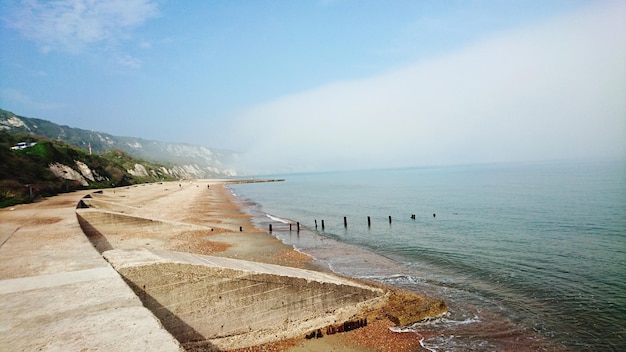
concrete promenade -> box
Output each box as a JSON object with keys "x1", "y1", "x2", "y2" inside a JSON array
[{"x1": 0, "y1": 191, "x2": 182, "y2": 351}]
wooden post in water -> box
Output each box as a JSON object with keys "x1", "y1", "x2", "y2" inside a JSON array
[
  {"x1": 321, "y1": 220, "x2": 325, "y2": 230},
  {"x1": 269, "y1": 224, "x2": 273, "y2": 232},
  {"x1": 315, "y1": 220, "x2": 318, "y2": 228},
  {"x1": 289, "y1": 223, "x2": 292, "y2": 231},
  {"x1": 367, "y1": 216, "x2": 371, "y2": 227},
  {"x1": 344, "y1": 216, "x2": 348, "y2": 228},
  {"x1": 297, "y1": 222, "x2": 300, "y2": 231},
  {"x1": 389, "y1": 216, "x2": 392, "y2": 224}
]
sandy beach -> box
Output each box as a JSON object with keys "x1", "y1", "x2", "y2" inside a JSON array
[{"x1": 1, "y1": 180, "x2": 445, "y2": 351}]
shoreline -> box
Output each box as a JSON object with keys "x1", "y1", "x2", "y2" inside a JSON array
[
  {"x1": 214, "y1": 181, "x2": 447, "y2": 351},
  {"x1": 2, "y1": 179, "x2": 446, "y2": 351},
  {"x1": 224, "y1": 179, "x2": 571, "y2": 352},
  {"x1": 185, "y1": 180, "x2": 446, "y2": 351}
]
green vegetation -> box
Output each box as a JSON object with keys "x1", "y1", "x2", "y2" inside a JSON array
[
  {"x1": 0, "y1": 131, "x2": 176, "y2": 208},
  {"x1": 1, "y1": 108, "x2": 238, "y2": 176}
]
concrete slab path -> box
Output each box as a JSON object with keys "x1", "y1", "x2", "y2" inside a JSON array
[{"x1": 0, "y1": 192, "x2": 182, "y2": 351}]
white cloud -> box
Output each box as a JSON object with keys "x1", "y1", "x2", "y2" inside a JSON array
[
  {"x1": 114, "y1": 54, "x2": 143, "y2": 69},
  {"x1": 139, "y1": 40, "x2": 152, "y2": 49},
  {"x1": 8, "y1": 0, "x2": 159, "y2": 54},
  {"x1": 232, "y1": 1, "x2": 626, "y2": 173}
]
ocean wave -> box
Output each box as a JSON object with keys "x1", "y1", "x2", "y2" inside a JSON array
[
  {"x1": 359, "y1": 274, "x2": 426, "y2": 286},
  {"x1": 388, "y1": 326, "x2": 419, "y2": 333},
  {"x1": 292, "y1": 246, "x2": 317, "y2": 260},
  {"x1": 266, "y1": 213, "x2": 291, "y2": 224},
  {"x1": 410, "y1": 313, "x2": 481, "y2": 328},
  {"x1": 387, "y1": 313, "x2": 482, "y2": 352}
]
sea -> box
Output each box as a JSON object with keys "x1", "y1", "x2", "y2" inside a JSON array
[{"x1": 227, "y1": 159, "x2": 625, "y2": 351}]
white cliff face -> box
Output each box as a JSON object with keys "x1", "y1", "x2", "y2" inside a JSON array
[
  {"x1": 49, "y1": 163, "x2": 89, "y2": 186},
  {"x1": 0, "y1": 116, "x2": 30, "y2": 130},
  {"x1": 75, "y1": 160, "x2": 107, "y2": 182},
  {"x1": 155, "y1": 164, "x2": 238, "y2": 179},
  {"x1": 96, "y1": 133, "x2": 115, "y2": 146},
  {"x1": 75, "y1": 161, "x2": 95, "y2": 182},
  {"x1": 127, "y1": 164, "x2": 149, "y2": 177},
  {"x1": 48, "y1": 162, "x2": 109, "y2": 186},
  {"x1": 164, "y1": 144, "x2": 213, "y2": 159},
  {"x1": 50, "y1": 160, "x2": 229, "y2": 185},
  {"x1": 206, "y1": 166, "x2": 237, "y2": 176}
]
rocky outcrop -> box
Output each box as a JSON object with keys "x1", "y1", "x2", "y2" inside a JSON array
[
  {"x1": 75, "y1": 161, "x2": 106, "y2": 182},
  {"x1": 49, "y1": 162, "x2": 89, "y2": 186},
  {"x1": 49, "y1": 161, "x2": 109, "y2": 186},
  {"x1": 0, "y1": 115, "x2": 31, "y2": 130},
  {"x1": 127, "y1": 163, "x2": 149, "y2": 177}
]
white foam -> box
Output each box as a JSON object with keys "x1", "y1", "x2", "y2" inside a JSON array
[
  {"x1": 388, "y1": 313, "x2": 480, "y2": 352},
  {"x1": 388, "y1": 327, "x2": 437, "y2": 352},
  {"x1": 388, "y1": 326, "x2": 416, "y2": 333},
  {"x1": 410, "y1": 313, "x2": 480, "y2": 328},
  {"x1": 266, "y1": 214, "x2": 290, "y2": 224},
  {"x1": 419, "y1": 336, "x2": 438, "y2": 352}
]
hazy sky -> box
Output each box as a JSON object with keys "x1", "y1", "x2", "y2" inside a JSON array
[{"x1": 1, "y1": 0, "x2": 624, "y2": 173}]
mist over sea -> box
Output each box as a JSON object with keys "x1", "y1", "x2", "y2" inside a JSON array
[{"x1": 229, "y1": 159, "x2": 625, "y2": 351}]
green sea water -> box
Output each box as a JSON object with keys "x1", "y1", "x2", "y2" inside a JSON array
[{"x1": 230, "y1": 159, "x2": 626, "y2": 351}]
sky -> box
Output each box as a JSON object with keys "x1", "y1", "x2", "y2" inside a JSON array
[{"x1": 0, "y1": 0, "x2": 624, "y2": 173}]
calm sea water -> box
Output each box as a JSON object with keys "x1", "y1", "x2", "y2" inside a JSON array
[{"x1": 229, "y1": 159, "x2": 626, "y2": 351}]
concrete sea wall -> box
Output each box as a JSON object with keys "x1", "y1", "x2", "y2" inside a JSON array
[{"x1": 104, "y1": 249, "x2": 386, "y2": 350}]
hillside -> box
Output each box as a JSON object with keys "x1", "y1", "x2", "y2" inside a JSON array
[
  {"x1": 0, "y1": 131, "x2": 179, "y2": 207},
  {"x1": 0, "y1": 108, "x2": 238, "y2": 178}
]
